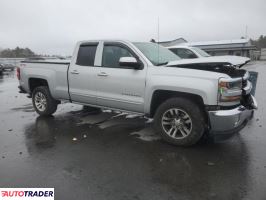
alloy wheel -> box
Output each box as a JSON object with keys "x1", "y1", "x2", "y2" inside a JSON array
[
  {"x1": 161, "y1": 108, "x2": 192, "y2": 139},
  {"x1": 34, "y1": 92, "x2": 47, "y2": 112}
]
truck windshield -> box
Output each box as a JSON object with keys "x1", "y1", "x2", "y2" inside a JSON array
[
  {"x1": 134, "y1": 42, "x2": 180, "y2": 66},
  {"x1": 191, "y1": 47, "x2": 211, "y2": 57}
]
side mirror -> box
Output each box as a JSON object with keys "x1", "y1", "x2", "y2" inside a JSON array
[{"x1": 119, "y1": 57, "x2": 141, "y2": 69}]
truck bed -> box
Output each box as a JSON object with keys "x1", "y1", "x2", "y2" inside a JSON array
[{"x1": 20, "y1": 60, "x2": 71, "y2": 101}]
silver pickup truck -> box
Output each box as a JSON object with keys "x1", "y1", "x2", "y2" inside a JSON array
[{"x1": 17, "y1": 40, "x2": 257, "y2": 146}]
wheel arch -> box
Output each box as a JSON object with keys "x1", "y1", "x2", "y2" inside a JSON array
[
  {"x1": 28, "y1": 78, "x2": 49, "y2": 94},
  {"x1": 149, "y1": 90, "x2": 207, "y2": 120}
]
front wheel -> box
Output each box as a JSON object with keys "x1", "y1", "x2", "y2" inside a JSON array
[
  {"x1": 32, "y1": 86, "x2": 58, "y2": 116},
  {"x1": 154, "y1": 97, "x2": 205, "y2": 146}
]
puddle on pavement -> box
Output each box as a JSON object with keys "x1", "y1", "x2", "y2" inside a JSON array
[
  {"x1": 23, "y1": 106, "x2": 157, "y2": 150},
  {"x1": 11, "y1": 104, "x2": 35, "y2": 112},
  {"x1": 131, "y1": 126, "x2": 161, "y2": 141}
]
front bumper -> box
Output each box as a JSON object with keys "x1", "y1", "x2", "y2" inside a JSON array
[{"x1": 208, "y1": 95, "x2": 257, "y2": 141}]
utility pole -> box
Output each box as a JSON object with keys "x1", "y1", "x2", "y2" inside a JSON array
[{"x1": 157, "y1": 17, "x2": 160, "y2": 63}]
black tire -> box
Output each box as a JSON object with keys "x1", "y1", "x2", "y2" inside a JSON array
[
  {"x1": 32, "y1": 86, "x2": 58, "y2": 116},
  {"x1": 153, "y1": 97, "x2": 205, "y2": 146}
]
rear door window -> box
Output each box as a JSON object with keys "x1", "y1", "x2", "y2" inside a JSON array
[{"x1": 76, "y1": 44, "x2": 98, "y2": 66}]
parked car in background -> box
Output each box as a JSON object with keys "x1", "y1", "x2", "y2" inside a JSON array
[
  {"x1": 18, "y1": 40, "x2": 257, "y2": 146},
  {"x1": 0, "y1": 64, "x2": 3, "y2": 75},
  {"x1": 2, "y1": 63, "x2": 15, "y2": 71},
  {"x1": 168, "y1": 46, "x2": 250, "y2": 67}
]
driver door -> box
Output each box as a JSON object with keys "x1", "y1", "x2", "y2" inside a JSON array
[{"x1": 95, "y1": 42, "x2": 147, "y2": 113}]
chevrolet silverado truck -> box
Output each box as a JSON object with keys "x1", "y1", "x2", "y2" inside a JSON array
[{"x1": 17, "y1": 40, "x2": 257, "y2": 146}]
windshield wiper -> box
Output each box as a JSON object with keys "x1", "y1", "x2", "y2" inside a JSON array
[{"x1": 156, "y1": 62, "x2": 168, "y2": 66}]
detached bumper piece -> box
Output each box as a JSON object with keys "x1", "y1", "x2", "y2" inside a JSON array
[{"x1": 208, "y1": 95, "x2": 257, "y2": 141}]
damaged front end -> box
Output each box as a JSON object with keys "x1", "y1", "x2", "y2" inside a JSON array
[
  {"x1": 167, "y1": 62, "x2": 247, "y2": 78},
  {"x1": 210, "y1": 70, "x2": 258, "y2": 141},
  {"x1": 218, "y1": 70, "x2": 257, "y2": 109},
  {"x1": 167, "y1": 61, "x2": 258, "y2": 141},
  {"x1": 167, "y1": 62, "x2": 258, "y2": 106},
  {"x1": 241, "y1": 72, "x2": 258, "y2": 110}
]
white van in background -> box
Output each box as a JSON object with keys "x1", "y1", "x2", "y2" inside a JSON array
[{"x1": 168, "y1": 46, "x2": 250, "y2": 67}]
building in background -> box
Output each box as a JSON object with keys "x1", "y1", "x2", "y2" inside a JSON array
[
  {"x1": 157, "y1": 38, "x2": 257, "y2": 58},
  {"x1": 186, "y1": 39, "x2": 257, "y2": 57},
  {"x1": 154, "y1": 38, "x2": 187, "y2": 47},
  {"x1": 260, "y1": 48, "x2": 266, "y2": 60}
]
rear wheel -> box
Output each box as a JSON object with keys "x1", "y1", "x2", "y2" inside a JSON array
[
  {"x1": 32, "y1": 86, "x2": 58, "y2": 116},
  {"x1": 154, "y1": 97, "x2": 205, "y2": 146}
]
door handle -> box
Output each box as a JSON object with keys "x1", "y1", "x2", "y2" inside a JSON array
[
  {"x1": 70, "y1": 70, "x2": 79, "y2": 74},
  {"x1": 97, "y1": 72, "x2": 108, "y2": 77}
]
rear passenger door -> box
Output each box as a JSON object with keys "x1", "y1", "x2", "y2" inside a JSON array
[
  {"x1": 95, "y1": 42, "x2": 147, "y2": 113},
  {"x1": 68, "y1": 42, "x2": 99, "y2": 104}
]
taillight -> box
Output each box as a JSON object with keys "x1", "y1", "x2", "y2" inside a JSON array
[{"x1": 16, "y1": 67, "x2": 20, "y2": 80}]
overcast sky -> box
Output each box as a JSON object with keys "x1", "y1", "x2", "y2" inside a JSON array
[{"x1": 0, "y1": 0, "x2": 265, "y2": 55}]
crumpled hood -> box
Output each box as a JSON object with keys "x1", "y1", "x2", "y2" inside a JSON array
[
  {"x1": 168, "y1": 56, "x2": 250, "y2": 66},
  {"x1": 167, "y1": 58, "x2": 247, "y2": 78},
  {"x1": 168, "y1": 55, "x2": 250, "y2": 68},
  {"x1": 167, "y1": 58, "x2": 227, "y2": 66},
  {"x1": 202, "y1": 55, "x2": 250, "y2": 66}
]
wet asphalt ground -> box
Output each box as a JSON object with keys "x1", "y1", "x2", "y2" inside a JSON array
[{"x1": 0, "y1": 62, "x2": 266, "y2": 200}]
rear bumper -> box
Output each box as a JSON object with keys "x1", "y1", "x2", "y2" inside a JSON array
[{"x1": 208, "y1": 95, "x2": 257, "y2": 141}]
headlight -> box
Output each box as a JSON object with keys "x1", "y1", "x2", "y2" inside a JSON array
[{"x1": 218, "y1": 78, "x2": 242, "y2": 102}]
